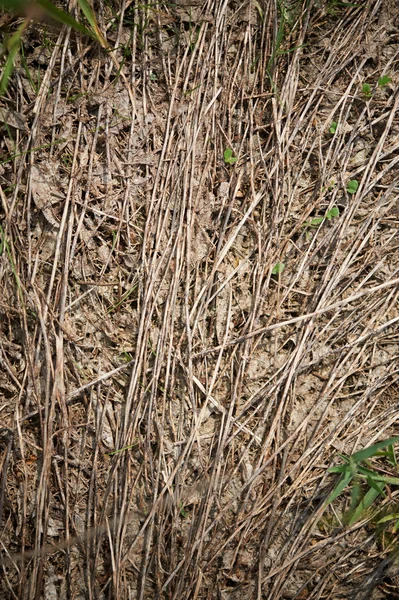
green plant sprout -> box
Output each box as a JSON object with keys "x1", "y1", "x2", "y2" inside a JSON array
[
  {"x1": 303, "y1": 206, "x2": 340, "y2": 230},
  {"x1": 323, "y1": 436, "x2": 399, "y2": 526},
  {"x1": 329, "y1": 121, "x2": 338, "y2": 134},
  {"x1": 223, "y1": 148, "x2": 238, "y2": 165},
  {"x1": 362, "y1": 82, "x2": 372, "y2": 98},
  {"x1": 359, "y1": 76, "x2": 391, "y2": 103},
  {"x1": 378, "y1": 75, "x2": 392, "y2": 88},
  {"x1": 346, "y1": 179, "x2": 359, "y2": 194},
  {"x1": 272, "y1": 262, "x2": 285, "y2": 275}
]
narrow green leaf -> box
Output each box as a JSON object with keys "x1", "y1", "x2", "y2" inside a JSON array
[
  {"x1": 328, "y1": 464, "x2": 349, "y2": 474},
  {"x1": 356, "y1": 465, "x2": 399, "y2": 487},
  {"x1": 0, "y1": 0, "x2": 29, "y2": 10},
  {"x1": 308, "y1": 217, "x2": 324, "y2": 227},
  {"x1": 252, "y1": 0, "x2": 264, "y2": 21},
  {"x1": 370, "y1": 475, "x2": 399, "y2": 486},
  {"x1": 324, "y1": 469, "x2": 354, "y2": 508},
  {"x1": 36, "y1": 0, "x2": 94, "y2": 38},
  {"x1": 107, "y1": 442, "x2": 137, "y2": 455},
  {"x1": 348, "y1": 481, "x2": 362, "y2": 516},
  {"x1": 348, "y1": 487, "x2": 380, "y2": 525},
  {"x1": 376, "y1": 514, "x2": 399, "y2": 525},
  {"x1": 77, "y1": 0, "x2": 97, "y2": 30},
  {"x1": 0, "y1": 20, "x2": 25, "y2": 95},
  {"x1": 387, "y1": 444, "x2": 397, "y2": 467},
  {"x1": 0, "y1": 39, "x2": 19, "y2": 96},
  {"x1": 366, "y1": 474, "x2": 386, "y2": 498},
  {"x1": 351, "y1": 437, "x2": 399, "y2": 463},
  {"x1": 77, "y1": 0, "x2": 107, "y2": 46}
]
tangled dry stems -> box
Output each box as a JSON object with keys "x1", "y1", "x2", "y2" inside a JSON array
[{"x1": 0, "y1": 0, "x2": 399, "y2": 598}]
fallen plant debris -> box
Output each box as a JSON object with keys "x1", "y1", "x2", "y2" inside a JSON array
[{"x1": 0, "y1": 0, "x2": 399, "y2": 598}]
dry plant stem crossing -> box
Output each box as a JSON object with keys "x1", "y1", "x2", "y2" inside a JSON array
[{"x1": 1, "y1": 0, "x2": 399, "y2": 598}]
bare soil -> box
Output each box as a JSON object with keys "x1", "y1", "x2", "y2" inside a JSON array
[{"x1": 1, "y1": 1, "x2": 399, "y2": 598}]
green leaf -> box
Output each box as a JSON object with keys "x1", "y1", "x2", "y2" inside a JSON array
[
  {"x1": 365, "y1": 474, "x2": 386, "y2": 498},
  {"x1": 224, "y1": 148, "x2": 237, "y2": 165},
  {"x1": 272, "y1": 262, "x2": 285, "y2": 275},
  {"x1": 346, "y1": 179, "x2": 359, "y2": 194},
  {"x1": 0, "y1": 20, "x2": 25, "y2": 96},
  {"x1": 326, "y1": 206, "x2": 339, "y2": 219},
  {"x1": 329, "y1": 121, "x2": 338, "y2": 134},
  {"x1": 107, "y1": 442, "x2": 137, "y2": 455},
  {"x1": 36, "y1": 0, "x2": 94, "y2": 38},
  {"x1": 303, "y1": 216, "x2": 324, "y2": 228},
  {"x1": 387, "y1": 444, "x2": 398, "y2": 467},
  {"x1": 368, "y1": 474, "x2": 399, "y2": 486},
  {"x1": 356, "y1": 465, "x2": 399, "y2": 487},
  {"x1": 224, "y1": 148, "x2": 232, "y2": 161},
  {"x1": 0, "y1": 0, "x2": 29, "y2": 10},
  {"x1": 362, "y1": 82, "x2": 372, "y2": 97},
  {"x1": 348, "y1": 481, "x2": 362, "y2": 516},
  {"x1": 324, "y1": 469, "x2": 354, "y2": 508},
  {"x1": 77, "y1": 0, "x2": 107, "y2": 46},
  {"x1": 351, "y1": 436, "x2": 399, "y2": 463},
  {"x1": 348, "y1": 486, "x2": 380, "y2": 525},
  {"x1": 328, "y1": 464, "x2": 349, "y2": 474},
  {"x1": 378, "y1": 75, "x2": 392, "y2": 88},
  {"x1": 376, "y1": 513, "x2": 399, "y2": 525},
  {"x1": 252, "y1": 0, "x2": 264, "y2": 21}
]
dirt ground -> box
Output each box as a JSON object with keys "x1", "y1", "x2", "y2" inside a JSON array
[{"x1": 1, "y1": 0, "x2": 399, "y2": 598}]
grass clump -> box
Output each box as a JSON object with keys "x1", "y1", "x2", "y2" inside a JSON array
[
  {"x1": 324, "y1": 437, "x2": 399, "y2": 526},
  {"x1": 0, "y1": 0, "x2": 105, "y2": 94}
]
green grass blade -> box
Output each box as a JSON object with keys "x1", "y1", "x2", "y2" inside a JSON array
[
  {"x1": 387, "y1": 444, "x2": 398, "y2": 467},
  {"x1": 370, "y1": 475, "x2": 399, "y2": 486},
  {"x1": 36, "y1": 0, "x2": 93, "y2": 37},
  {"x1": 0, "y1": 41, "x2": 19, "y2": 96},
  {"x1": 0, "y1": 20, "x2": 26, "y2": 95},
  {"x1": 328, "y1": 464, "x2": 349, "y2": 474},
  {"x1": 366, "y1": 475, "x2": 386, "y2": 497},
  {"x1": 351, "y1": 437, "x2": 399, "y2": 463},
  {"x1": 324, "y1": 469, "x2": 353, "y2": 508},
  {"x1": 348, "y1": 481, "x2": 362, "y2": 517},
  {"x1": 77, "y1": 0, "x2": 107, "y2": 47},
  {"x1": 376, "y1": 513, "x2": 399, "y2": 525},
  {"x1": 107, "y1": 443, "x2": 137, "y2": 456},
  {"x1": 0, "y1": 0, "x2": 28, "y2": 10},
  {"x1": 357, "y1": 465, "x2": 399, "y2": 486},
  {"x1": 348, "y1": 487, "x2": 381, "y2": 525}
]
